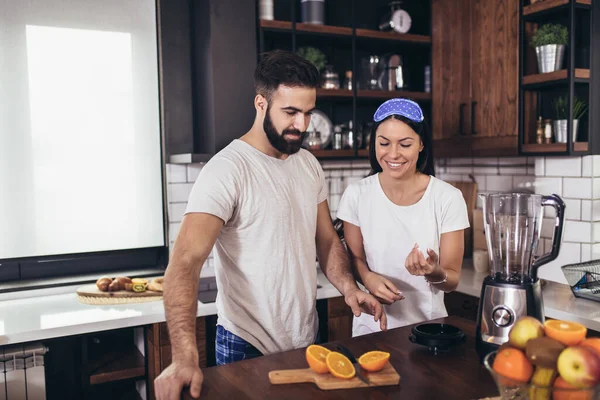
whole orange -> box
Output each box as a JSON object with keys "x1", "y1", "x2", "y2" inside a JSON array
[{"x1": 492, "y1": 347, "x2": 533, "y2": 383}]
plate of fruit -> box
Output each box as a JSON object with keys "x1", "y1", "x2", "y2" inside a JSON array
[{"x1": 483, "y1": 316, "x2": 600, "y2": 399}]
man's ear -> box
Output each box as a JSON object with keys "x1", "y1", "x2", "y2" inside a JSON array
[{"x1": 255, "y1": 94, "x2": 267, "y2": 113}]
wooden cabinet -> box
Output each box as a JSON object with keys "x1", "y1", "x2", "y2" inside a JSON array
[
  {"x1": 432, "y1": 0, "x2": 519, "y2": 157},
  {"x1": 444, "y1": 291, "x2": 479, "y2": 322},
  {"x1": 146, "y1": 318, "x2": 207, "y2": 400},
  {"x1": 327, "y1": 297, "x2": 354, "y2": 341}
]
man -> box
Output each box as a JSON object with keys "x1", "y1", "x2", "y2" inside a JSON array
[{"x1": 154, "y1": 50, "x2": 387, "y2": 400}]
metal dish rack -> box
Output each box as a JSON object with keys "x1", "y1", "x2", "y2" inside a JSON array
[{"x1": 562, "y1": 260, "x2": 600, "y2": 302}]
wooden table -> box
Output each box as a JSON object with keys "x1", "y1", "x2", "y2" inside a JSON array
[{"x1": 183, "y1": 316, "x2": 499, "y2": 400}]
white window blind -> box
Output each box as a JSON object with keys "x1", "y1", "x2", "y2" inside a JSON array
[{"x1": 0, "y1": 0, "x2": 165, "y2": 259}]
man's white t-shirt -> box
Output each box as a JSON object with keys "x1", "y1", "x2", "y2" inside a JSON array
[
  {"x1": 184, "y1": 139, "x2": 328, "y2": 354},
  {"x1": 336, "y1": 174, "x2": 469, "y2": 336}
]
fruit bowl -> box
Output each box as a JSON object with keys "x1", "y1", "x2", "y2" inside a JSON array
[{"x1": 484, "y1": 351, "x2": 600, "y2": 400}]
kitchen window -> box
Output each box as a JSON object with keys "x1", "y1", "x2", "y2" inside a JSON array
[{"x1": 0, "y1": 0, "x2": 167, "y2": 285}]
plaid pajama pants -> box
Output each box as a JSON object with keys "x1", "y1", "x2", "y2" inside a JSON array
[{"x1": 215, "y1": 325, "x2": 263, "y2": 365}]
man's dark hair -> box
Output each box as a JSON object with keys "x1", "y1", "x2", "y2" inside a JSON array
[{"x1": 254, "y1": 50, "x2": 320, "y2": 102}]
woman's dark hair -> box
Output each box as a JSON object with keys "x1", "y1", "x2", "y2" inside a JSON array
[
  {"x1": 368, "y1": 115, "x2": 435, "y2": 177},
  {"x1": 254, "y1": 50, "x2": 320, "y2": 102}
]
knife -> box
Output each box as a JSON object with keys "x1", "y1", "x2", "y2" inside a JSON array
[{"x1": 336, "y1": 344, "x2": 369, "y2": 385}]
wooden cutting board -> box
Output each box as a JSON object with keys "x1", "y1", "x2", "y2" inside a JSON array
[
  {"x1": 268, "y1": 362, "x2": 400, "y2": 390},
  {"x1": 76, "y1": 284, "x2": 162, "y2": 298}
]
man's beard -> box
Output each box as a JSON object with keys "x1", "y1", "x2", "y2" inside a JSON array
[{"x1": 263, "y1": 107, "x2": 307, "y2": 155}]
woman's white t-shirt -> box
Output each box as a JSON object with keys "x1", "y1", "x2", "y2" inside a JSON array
[{"x1": 336, "y1": 174, "x2": 470, "y2": 336}]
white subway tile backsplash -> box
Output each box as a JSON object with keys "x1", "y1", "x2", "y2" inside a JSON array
[
  {"x1": 329, "y1": 194, "x2": 341, "y2": 214},
  {"x1": 534, "y1": 177, "x2": 562, "y2": 196},
  {"x1": 582, "y1": 243, "x2": 592, "y2": 262},
  {"x1": 581, "y1": 200, "x2": 592, "y2": 221},
  {"x1": 352, "y1": 169, "x2": 367, "y2": 177},
  {"x1": 446, "y1": 166, "x2": 473, "y2": 174},
  {"x1": 540, "y1": 217, "x2": 556, "y2": 239},
  {"x1": 563, "y1": 178, "x2": 592, "y2": 199},
  {"x1": 187, "y1": 163, "x2": 204, "y2": 183},
  {"x1": 594, "y1": 222, "x2": 600, "y2": 242},
  {"x1": 534, "y1": 158, "x2": 545, "y2": 177},
  {"x1": 168, "y1": 203, "x2": 187, "y2": 223},
  {"x1": 168, "y1": 222, "x2": 181, "y2": 243},
  {"x1": 474, "y1": 158, "x2": 498, "y2": 166},
  {"x1": 322, "y1": 161, "x2": 353, "y2": 170},
  {"x1": 544, "y1": 157, "x2": 582, "y2": 177},
  {"x1": 166, "y1": 164, "x2": 187, "y2": 183},
  {"x1": 582, "y1": 156, "x2": 593, "y2": 177},
  {"x1": 167, "y1": 183, "x2": 195, "y2": 203},
  {"x1": 593, "y1": 200, "x2": 600, "y2": 221},
  {"x1": 330, "y1": 169, "x2": 344, "y2": 178},
  {"x1": 345, "y1": 176, "x2": 363, "y2": 187},
  {"x1": 593, "y1": 156, "x2": 600, "y2": 176},
  {"x1": 593, "y1": 243, "x2": 600, "y2": 260},
  {"x1": 497, "y1": 157, "x2": 524, "y2": 165},
  {"x1": 594, "y1": 178, "x2": 600, "y2": 199},
  {"x1": 537, "y1": 242, "x2": 580, "y2": 284},
  {"x1": 329, "y1": 177, "x2": 343, "y2": 196},
  {"x1": 473, "y1": 175, "x2": 486, "y2": 191},
  {"x1": 486, "y1": 175, "x2": 513, "y2": 192},
  {"x1": 563, "y1": 199, "x2": 581, "y2": 220},
  {"x1": 438, "y1": 173, "x2": 469, "y2": 183},
  {"x1": 474, "y1": 167, "x2": 500, "y2": 175},
  {"x1": 564, "y1": 220, "x2": 592, "y2": 243},
  {"x1": 351, "y1": 160, "x2": 371, "y2": 169},
  {"x1": 499, "y1": 166, "x2": 528, "y2": 175},
  {"x1": 512, "y1": 176, "x2": 535, "y2": 191}
]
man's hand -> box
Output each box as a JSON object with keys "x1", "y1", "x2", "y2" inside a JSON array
[
  {"x1": 344, "y1": 288, "x2": 388, "y2": 331},
  {"x1": 154, "y1": 360, "x2": 204, "y2": 400}
]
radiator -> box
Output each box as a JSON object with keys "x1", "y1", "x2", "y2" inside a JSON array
[{"x1": 1, "y1": 344, "x2": 48, "y2": 400}]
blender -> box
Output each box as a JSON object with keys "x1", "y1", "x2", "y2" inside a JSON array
[{"x1": 475, "y1": 193, "x2": 565, "y2": 361}]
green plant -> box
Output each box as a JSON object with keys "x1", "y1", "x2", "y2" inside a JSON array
[
  {"x1": 553, "y1": 96, "x2": 588, "y2": 120},
  {"x1": 530, "y1": 24, "x2": 568, "y2": 47},
  {"x1": 297, "y1": 47, "x2": 327, "y2": 71}
]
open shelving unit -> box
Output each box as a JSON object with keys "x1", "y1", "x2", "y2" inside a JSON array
[
  {"x1": 257, "y1": 0, "x2": 432, "y2": 160},
  {"x1": 518, "y1": 0, "x2": 596, "y2": 155}
]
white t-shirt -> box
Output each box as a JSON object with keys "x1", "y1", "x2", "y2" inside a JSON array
[
  {"x1": 336, "y1": 174, "x2": 469, "y2": 336},
  {"x1": 185, "y1": 139, "x2": 328, "y2": 354}
]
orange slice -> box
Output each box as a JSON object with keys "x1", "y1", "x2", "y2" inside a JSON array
[
  {"x1": 326, "y1": 351, "x2": 356, "y2": 379},
  {"x1": 358, "y1": 351, "x2": 391, "y2": 372},
  {"x1": 305, "y1": 345, "x2": 331, "y2": 374},
  {"x1": 544, "y1": 320, "x2": 587, "y2": 346}
]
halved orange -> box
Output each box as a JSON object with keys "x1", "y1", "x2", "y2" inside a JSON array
[
  {"x1": 544, "y1": 320, "x2": 587, "y2": 346},
  {"x1": 358, "y1": 351, "x2": 391, "y2": 372},
  {"x1": 305, "y1": 345, "x2": 331, "y2": 374},
  {"x1": 326, "y1": 351, "x2": 356, "y2": 379}
]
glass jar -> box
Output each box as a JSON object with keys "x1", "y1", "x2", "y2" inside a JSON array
[
  {"x1": 321, "y1": 65, "x2": 340, "y2": 90},
  {"x1": 332, "y1": 125, "x2": 343, "y2": 150},
  {"x1": 306, "y1": 131, "x2": 322, "y2": 150}
]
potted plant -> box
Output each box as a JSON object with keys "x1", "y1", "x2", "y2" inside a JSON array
[
  {"x1": 552, "y1": 95, "x2": 587, "y2": 143},
  {"x1": 297, "y1": 47, "x2": 327, "y2": 72},
  {"x1": 530, "y1": 24, "x2": 568, "y2": 73}
]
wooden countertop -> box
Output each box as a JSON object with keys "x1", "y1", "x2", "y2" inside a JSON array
[{"x1": 183, "y1": 316, "x2": 498, "y2": 400}]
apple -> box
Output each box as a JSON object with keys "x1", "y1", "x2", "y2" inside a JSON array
[
  {"x1": 581, "y1": 338, "x2": 600, "y2": 358},
  {"x1": 508, "y1": 316, "x2": 545, "y2": 350},
  {"x1": 557, "y1": 346, "x2": 600, "y2": 388}
]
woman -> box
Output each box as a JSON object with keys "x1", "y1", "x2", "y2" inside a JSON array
[{"x1": 336, "y1": 98, "x2": 469, "y2": 336}]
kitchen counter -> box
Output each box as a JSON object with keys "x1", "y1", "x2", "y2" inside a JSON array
[
  {"x1": 2, "y1": 262, "x2": 600, "y2": 346},
  {"x1": 0, "y1": 271, "x2": 340, "y2": 346},
  {"x1": 182, "y1": 316, "x2": 497, "y2": 400}
]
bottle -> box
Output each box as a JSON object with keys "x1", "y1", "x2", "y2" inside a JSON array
[
  {"x1": 536, "y1": 116, "x2": 543, "y2": 144},
  {"x1": 343, "y1": 71, "x2": 353, "y2": 90},
  {"x1": 333, "y1": 125, "x2": 343, "y2": 150},
  {"x1": 343, "y1": 121, "x2": 355, "y2": 149}
]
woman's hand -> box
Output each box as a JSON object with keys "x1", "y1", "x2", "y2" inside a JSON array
[
  {"x1": 405, "y1": 244, "x2": 441, "y2": 276},
  {"x1": 362, "y1": 271, "x2": 405, "y2": 305}
]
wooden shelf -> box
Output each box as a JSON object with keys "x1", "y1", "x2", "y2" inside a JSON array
[
  {"x1": 259, "y1": 19, "x2": 292, "y2": 31},
  {"x1": 522, "y1": 69, "x2": 590, "y2": 87},
  {"x1": 259, "y1": 20, "x2": 431, "y2": 44},
  {"x1": 309, "y1": 149, "x2": 355, "y2": 158},
  {"x1": 357, "y1": 90, "x2": 432, "y2": 101},
  {"x1": 89, "y1": 347, "x2": 145, "y2": 385},
  {"x1": 296, "y1": 22, "x2": 352, "y2": 36},
  {"x1": 523, "y1": 0, "x2": 591, "y2": 16},
  {"x1": 355, "y1": 29, "x2": 431, "y2": 44},
  {"x1": 357, "y1": 149, "x2": 370, "y2": 158},
  {"x1": 521, "y1": 142, "x2": 589, "y2": 153},
  {"x1": 316, "y1": 89, "x2": 352, "y2": 98}
]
